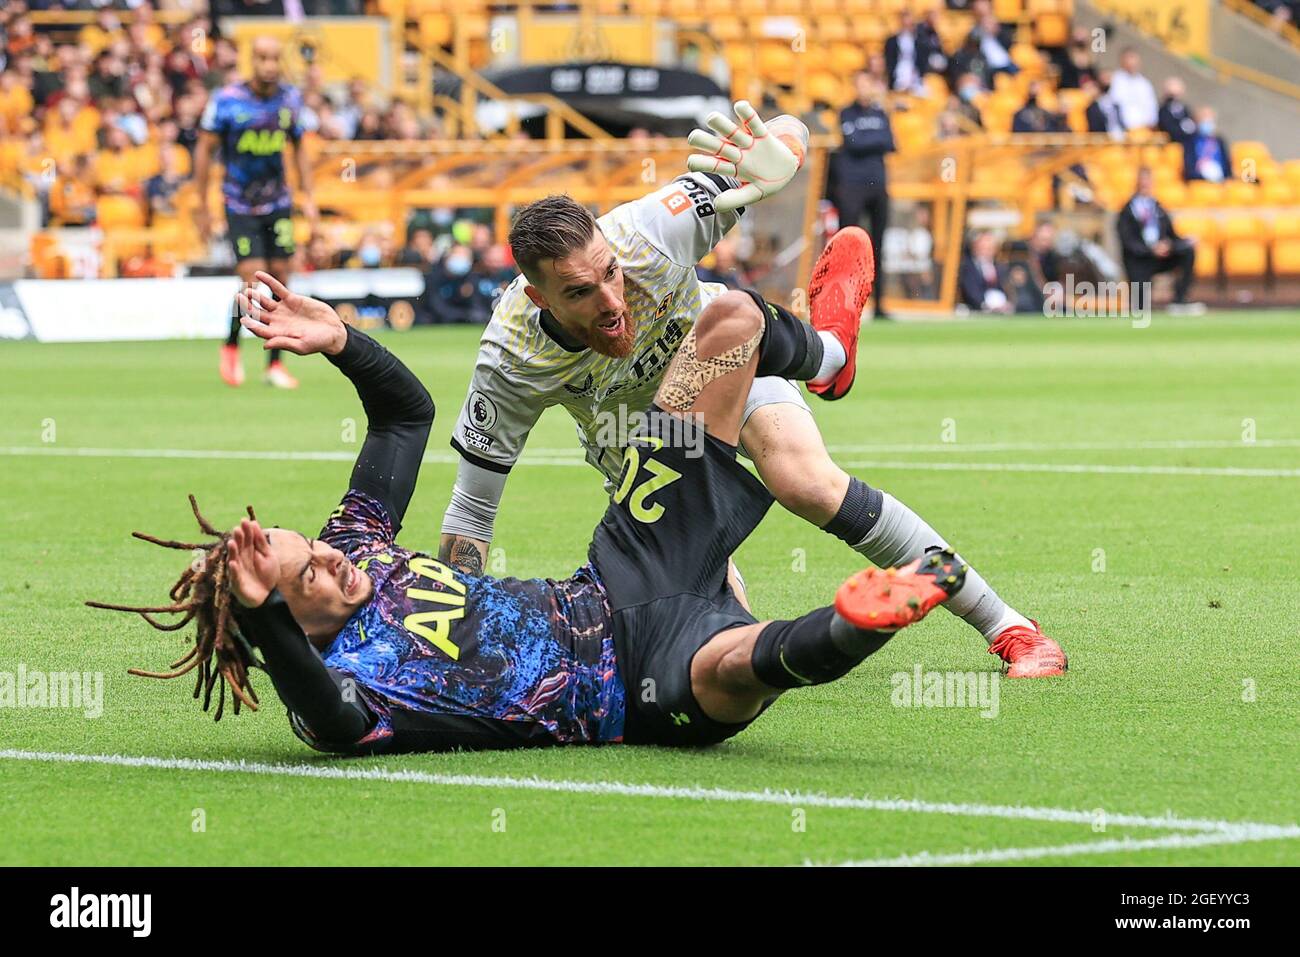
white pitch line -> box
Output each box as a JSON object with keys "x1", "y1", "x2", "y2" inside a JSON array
[
  {"x1": 0, "y1": 749, "x2": 1286, "y2": 837},
  {"x1": 2, "y1": 446, "x2": 1297, "y2": 478},
  {"x1": 838, "y1": 460, "x2": 1300, "y2": 478},
  {"x1": 824, "y1": 438, "x2": 1300, "y2": 453},
  {"x1": 826, "y1": 826, "x2": 1300, "y2": 867}
]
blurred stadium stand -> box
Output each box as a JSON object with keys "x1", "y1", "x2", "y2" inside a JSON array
[{"x1": 0, "y1": 0, "x2": 1297, "y2": 317}]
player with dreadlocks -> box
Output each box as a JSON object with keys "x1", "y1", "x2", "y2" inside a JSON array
[
  {"x1": 88, "y1": 497, "x2": 262, "y2": 720},
  {"x1": 95, "y1": 271, "x2": 969, "y2": 753}
]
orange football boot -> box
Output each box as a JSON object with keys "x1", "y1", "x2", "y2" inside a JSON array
[
  {"x1": 835, "y1": 549, "x2": 967, "y2": 633},
  {"x1": 806, "y1": 226, "x2": 875, "y2": 401},
  {"x1": 989, "y1": 622, "x2": 1068, "y2": 678},
  {"x1": 220, "y1": 343, "x2": 244, "y2": 387}
]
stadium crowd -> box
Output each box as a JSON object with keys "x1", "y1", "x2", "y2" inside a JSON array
[{"x1": 0, "y1": 0, "x2": 1286, "y2": 314}]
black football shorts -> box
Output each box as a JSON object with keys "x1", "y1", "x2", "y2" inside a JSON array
[{"x1": 588, "y1": 405, "x2": 775, "y2": 746}]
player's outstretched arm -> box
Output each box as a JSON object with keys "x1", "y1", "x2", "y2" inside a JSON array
[
  {"x1": 239, "y1": 271, "x2": 434, "y2": 529},
  {"x1": 686, "y1": 102, "x2": 809, "y2": 212}
]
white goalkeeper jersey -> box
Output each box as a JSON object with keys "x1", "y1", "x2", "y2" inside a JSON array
[{"x1": 450, "y1": 172, "x2": 744, "y2": 484}]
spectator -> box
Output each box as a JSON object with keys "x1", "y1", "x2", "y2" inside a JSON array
[
  {"x1": 48, "y1": 153, "x2": 96, "y2": 225},
  {"x1": 1083, "y1": 73, "x2": 1125, "y2": 140},
  {"x1": 1157, "y1": 77, "x2": 1196, "y2": 145},
  {"x1": 968, "y1": 8, "x2": 1017, "y2": 79},
  {"x1": 425, "y1": 243, "x2": 489, "y2": 324},
  {"x1": 917, "y1": 8, "x2": 949, "y2": 77},
  {"x1": 948, "y1": 34, "x2": 992, "y2": 91},
  {"x1": 397, "y1": 225, "x2": 436, "y2": 267},
  {"x1": 950, "y1": 72, "x2": 985, "y2": 128},
  {"x1": 88, "y1": 49, "x2": 127, "y2": 103},
  {"x1": 1012, "y1": 82, "x2": 1067, "y2": 133},
  {"x1": 1055, "y1": 27, "x2": 1098, "y2": 90},
  {"x1": 1117, "y1": 167, "x2": 1196, "y2": 311},
  {"x1": 885, "y1": 10, "x2": 935, "y2": 95},
  {"x1": 145, "y1": 142, "x2": 186, "y2": 220},
  {"x1": 1108, "y1": 48, "x2": 1158, "y2": 131},
  {"x1": 959, "y1": 231, "x2": 1013, "y2": 313},
  {"x1": 833, "y1": 71, "x2": 895, "y2": 318},
  {"x1": 1182, "y1": 107, "x2": 1231, "y2": 183},
  {"x1": 1010, "y1": 222, "x2": 1063, "y2": 313}
]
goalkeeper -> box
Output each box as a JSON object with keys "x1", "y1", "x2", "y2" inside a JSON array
[
  {"x1": 90, "y1": 272, "x2": 968, "y2": 753},
  {"x1": 440, "y1": 101, "x2": 1065, "y2": 678}
]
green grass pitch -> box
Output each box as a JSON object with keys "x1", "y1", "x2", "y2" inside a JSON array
[{"x1": 1, "y1": 311, "x2": 1298, "y2": 866}]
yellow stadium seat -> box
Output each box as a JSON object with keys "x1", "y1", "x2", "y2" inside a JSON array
[
  {"x1": 1220, "y1": 213, "x2": 1262, "y2": 241},
  {"x1": 828, "y1": 41, "x2": 867, "y2": 73},
  {"x1": 1034, "y1": 13, "x2": 1069, "y2": 47},
  {"x1": 848, "y1": 18, "x2": 888, "y2": 44},
  {"x1": 407, "y1": 0, "x2": 447, "y2": 14},
  {"x1": 808, "y1": 71, "x2": 845, "y2": 106},
  {"x1": 1231, "y1": 140, "x2": 1272, "y2": 170},
  {"x1": 1283, "y1": 159, "x2": 1300, "y2": 186},
  {"x1": 1222, "y1": 238, "x2": 1267, "y2": 277},
  {"x1": 1011, "y1": 43, "x2": 1043, "y2": 73},
  {"x1": 737, "y1": 0, "x2": 770, "y2": 12},
  {"x1": 1154, "y1": 181, "x2": 1186, "y2": 209},
  {"x1": 710, "y1": 16, "x2": 745, "y2": 40},
  {"x1": 1185, "y1": 180, "x2": 1224, "y2": 206},
  {"x1": 702, "y1": 0, "x2": 737, "y2": 14},
  {"x1": 808, "y1": 0, "x2": 842, "y2": 13},
  {"x1": 1192, "y1": 242, "x2": 1219, "y2": 279},
  {"x1": 816, "y1": 16, "x2": 851, "y2": 41},
  {"x1": 419, "y1": 13, "x2": 452, "y2": 46},
  {"x1": 1272, "y1": 238, "x2": 1300, "y2": 276},
  {"x1": 1173, "y1": 213, "x2": 1217, "y2": 242},
  {"x1": 666, "y1": 0, "x2": 702, "y2": 19},
  {"x1": 1270, "y1": 215, "x2": 1300, "y2": 241},
  {"x1": 994, "y1": 0, "x2": 1023, "y2": 19},
  {"x1": 891, "y1": 110, "x2": 929, "y2": 150},
  {"x1": 96, "y1": 195, "x2": 146, "y2": 230},
  {"x1": 843, "y1": 0, "x2": 876, "y2": 11},
  {"x1": 757, "y1": 41, "x2": 797, "y2": 83},
  {"x1": 1224, "y1": 180, "x2": 1261, "y2": 206}
]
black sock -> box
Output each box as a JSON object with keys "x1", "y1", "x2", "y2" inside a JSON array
[
  {"x1": 745, "y1": 291, "x2": 823, "y2": 381},
  {"x1": 822, "y1": 477, "x2": 884, "y2": 547},
  {"x1": 750, "y1": 606, "x2": 894, "y2": 689},
  {"x1": 269, "y1": 348, "x2": 281, "y2": 364},
  {"x1": 225, "y1": 310, "x2": 241, "y2": 347}
]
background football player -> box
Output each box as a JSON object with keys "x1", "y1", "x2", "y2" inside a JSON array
[
  {"x1": 439, "y1": 102, "x2": 1066, "y2": 678},
  {"x1": 91, "y1": 272, "x2": 968, "y2": 753},
  {"x1": 194, "y1": 35, "x2": 318, "y2": 390}
]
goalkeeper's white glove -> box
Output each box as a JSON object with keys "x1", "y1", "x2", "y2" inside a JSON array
[{"x1": 686, "y1": 101, "x2": 808, "y2": 212}]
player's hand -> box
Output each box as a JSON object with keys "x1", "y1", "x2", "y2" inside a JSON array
[
  {"x1": 227, "y1": 518, "x2": 279, "y2": 609},
  {"x1": 686, "y1": 102, "x2": 806, "y2": 212},
  {"x1": 236, "y1": 270, "x2": 348, "y2": 356}
]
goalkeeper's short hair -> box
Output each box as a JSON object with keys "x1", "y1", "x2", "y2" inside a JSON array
[{"x1": 509, "y1": 195, "x2": 598, "y2": 284}]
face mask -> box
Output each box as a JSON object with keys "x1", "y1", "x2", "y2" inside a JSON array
[
  {"x1": 960, "y1": 86, "x2": 977, "y2": 102},
  {"x1": 359, "y1": 245, "x2": 381, "y2": 267},
  {"x1": 1199, "y1": 121, "x2": 1215, "y2": 136},
  {"x1": 432, "y1": 208, "x2": 454, "y2": 227},
  {"x1": 445, "y1": 255, "x2": 471, "y2": 276}
]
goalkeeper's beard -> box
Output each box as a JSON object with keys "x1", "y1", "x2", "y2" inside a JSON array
[{"x1": 575, "y1": 312, "x2": 638, "y2": 358}]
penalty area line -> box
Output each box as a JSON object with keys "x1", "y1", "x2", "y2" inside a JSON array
[
  {"x1": 819, "y1": 825, "x2": 1300, "y2": 867},
  {"x1": 0, "y1": 749, "x2": 1291, "y2": 838}
]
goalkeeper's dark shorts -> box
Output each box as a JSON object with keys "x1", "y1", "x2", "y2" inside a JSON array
[{"x1": 588, "y1": 405, "x2": 775, "y2": 747}]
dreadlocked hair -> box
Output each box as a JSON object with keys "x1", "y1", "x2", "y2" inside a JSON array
[{"x1": 87, "y1": 495, "x2": 261, "y2": 722}]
